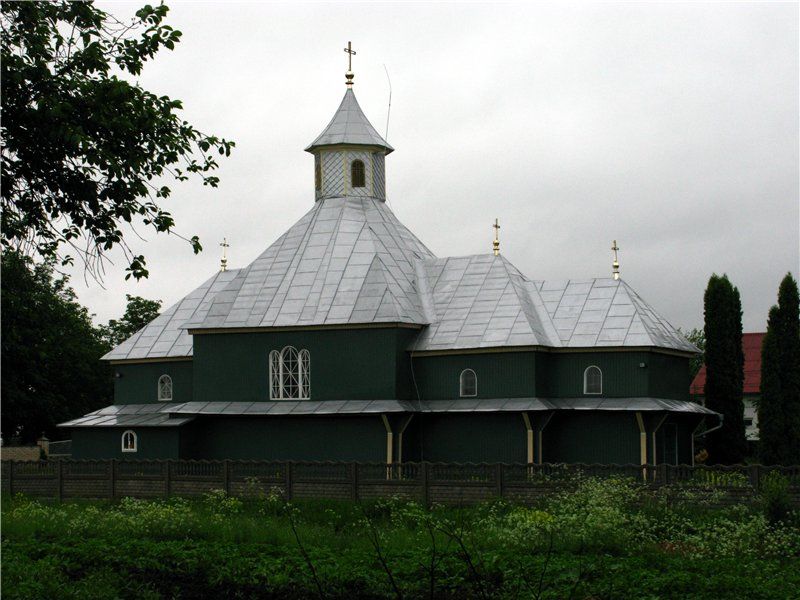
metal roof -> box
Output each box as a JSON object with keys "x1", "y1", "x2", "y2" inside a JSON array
[
  {"x1": 102, "y1": 269, "x2": 240, "y2": 361},
  {"x1": 414, "y1": 255, "x2": 560, "y2": 351},
  {"x1": 185, "y1": 196, "x2": 435, "y2": 330},
  {"x1": 57, "y1": 403, "x2": 194, "y2": 428},
  {"x1": 305, "y1": 89, "x2": 394, "y2": 154},
  {"x1": 58, "y1": 397, "x2": 716, "y2": 428}
]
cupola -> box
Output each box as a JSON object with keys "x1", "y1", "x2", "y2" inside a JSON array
[{"x1": 305, "y1": 46, "x2": 393, "y2": 202}]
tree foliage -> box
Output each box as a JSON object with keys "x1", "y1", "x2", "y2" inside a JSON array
[
  {"x1": 758, "y1": 273, "x2": 800, "y2": 465},
  {"x1": 100, "y1": 294, "x2": 162, "y2": 347},
  {"x1": 1, "y1": 251, "x2": 112, "y2": 443},
  {"x1": 679, "y1": 327, "x2": 706, "y2": 381},
  {"x1": 703, "y1": 274, "x2": 747, "y2": 464},
  {"x1": 1, "y1": 1, "x2": 234, "y2": 281}
]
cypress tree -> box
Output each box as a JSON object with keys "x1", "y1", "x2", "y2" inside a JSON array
[
  {"x1": 758, "y1": 274, "x2": 800, "y2": 464},
  {"x1": 703, "y1": 274, "x2": 747, "y2": 464}
]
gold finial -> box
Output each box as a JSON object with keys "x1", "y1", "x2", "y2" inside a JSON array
[
  {"x1": 220, "y1": 237, "x2": 230, "y2": 272},
  {"x1": 492, "y1": 218, "x2": 501, "y2": 256},
  {"x1": 611, "y1": 239, "x2": 620, "y2": 280},
  {"x1": 344, "y1": 41, "x2": 356, "y2": 87}
]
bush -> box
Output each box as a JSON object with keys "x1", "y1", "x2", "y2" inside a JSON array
[{"x1": 760, "y1": 471, "x2": 792, "y2": 525}]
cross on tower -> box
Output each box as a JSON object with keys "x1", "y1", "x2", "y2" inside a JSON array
[
  {"x1": 220, "y1": 237, "x2": 230, "y2": 272},
  {"x1": 493, "y1": 219, "x2": 501, "y2": 256},
  {"x1": 611, "y1": 240, "x2": 620, "y2": 280},
  {"x1": 344, "y1": 41, "x2": 356, "y2": 86}
]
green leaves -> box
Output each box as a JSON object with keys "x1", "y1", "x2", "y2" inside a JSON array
[{"x1": 1, "y1": 1, "x2": 234, "y2": 281}]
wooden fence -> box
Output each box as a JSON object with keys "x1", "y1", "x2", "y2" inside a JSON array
[{"x1": 2, "y1": 460, "x2": 799, "y2": 506}]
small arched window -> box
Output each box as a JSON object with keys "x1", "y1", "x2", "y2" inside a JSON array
[
  {"x1": 269, "y1": 346, "x2": 311, "y2": 400},
  {"x1": 121, "y1": 430, "x2": 137, "y2": 453},
  {"x1": 584, "y1": 366, "x2": 602, "y2": 395},
  {"x1": 158, "y1": 374, "x2": 172, "y2": 402},
  {"x1": 351, "y1": 159, "x2": 365, "y2": 188},
  {"x1": 460, "y1": 369, "x2": 477, "y2": 397}
]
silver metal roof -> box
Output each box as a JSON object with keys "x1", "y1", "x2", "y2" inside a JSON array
[
  {"x1": 185, "y1": 197, "x2": 435, "y2": 330},
  {"x1": 58, "y1": 397, "x2": 716, "y2": 428},
  {"x1": 533, "y1": 278, "x2": 697, "y2": 352},
  {"x1": 57, "y1": 403, "x2": 195, "y2": 428},
  {"x1": 102, "y1": 269, "x2": 240, "y2": 361},
  {"x1": 305, "y1": 89, "x2": 394, "y2": 154}
]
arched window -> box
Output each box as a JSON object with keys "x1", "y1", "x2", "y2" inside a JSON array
[
  {"x1": 584, "y1": 366, "x2": 602, "y2": 395},
  {"x1": 269, "y1": 346, "x2": 311, "y2": 400},
  {"x1": 158, "y1": 374, "x2": 172, "y2": 402},
  {"x1": 121, "y1": 430, "x2": 137, "y2": 453},
  {"x1": 351, "y1": 159, "x2": 365, "y2": 188},
  {"x1": 459, "y1": 369, "x2": 477, "y2": 397}
]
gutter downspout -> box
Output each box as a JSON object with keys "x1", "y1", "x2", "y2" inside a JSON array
[{"x1": 691, "y1": 415, "x2": 724, "y2": 464}]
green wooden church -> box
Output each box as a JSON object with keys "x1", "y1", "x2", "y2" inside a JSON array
[{"x1": 60, "y1": 62, "x2": 718, "y2": 466}]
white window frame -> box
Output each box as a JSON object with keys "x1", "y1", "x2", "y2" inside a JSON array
[
  {"x1": 121, "y1": 430, "x2": 137, "y2": 453},
  {"x1": 157, "y1": 374, "x2": 173, "y2": 402},
  {"x1": 459, "y1": 369, "x2": 477, "y2": 397},
  {"x1": 583, "y1": 365, "x2": 603, "y2": 395},
  {"x1": 269, "y1": 346, "x2": 310, "y2": 400}
]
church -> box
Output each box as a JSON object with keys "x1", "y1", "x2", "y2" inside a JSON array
[{"x1": 60, "y1": 52, "x2": 719, "y2": 467}]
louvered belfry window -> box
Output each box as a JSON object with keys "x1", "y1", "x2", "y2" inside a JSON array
[
  {"x1": 269, "y1": 346, "x2": 310, "y2": 400},
  {"x1": 351, "y1": 159, "x2": 365, "y2": 188},
  {"x1": 158, "y1": 374, "x2": 172, "y2": 401}
]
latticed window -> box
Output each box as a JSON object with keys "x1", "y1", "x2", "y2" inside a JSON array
[
  {"x1": 158, "y1": 374, "x2": 172, "y2": 401},
  {"x1": 121, "y1": 430, "x2": 137, "y2": 452},
  {"x1": 351, "y1": 159, "x2": 365, "y2": 188},
  {"x1": 584, "y1": 366, "x2": 602, "y2": 395},
  {"x1": 459, "y1": 369, "x2": 477, "y2": 397},
  {"x1": 269, "y1": 346, "x2": 310, "y2": 400}
]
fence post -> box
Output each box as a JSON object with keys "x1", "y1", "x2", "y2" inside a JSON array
[
  {"x1": 165, "y1": 460, "x2": 171, "y2": 499},
  {"x1": 495, "y1": 463, "x2": 505, "y2": 498},
  {"x1": 351, "y1": 462, "x2": 359, "y2": 501},
  {"x1": 285, "y1": 462, "x2": 294, "y2": 501},
  {"x1": 420, "y1": 462, "x2": 429, "y2": 507},
  {"x1": 223, "y1": 460, "x2": 231, "y2": 495},
  {"x1": 56, "y1": 459, "x2": 63, "y2": 503},
  {"x1": 110, "y1": 459, "x2": 116, "y2": 500},
  {"x1": 749, "y1": 465, "x2": 761, "y2": 491}
]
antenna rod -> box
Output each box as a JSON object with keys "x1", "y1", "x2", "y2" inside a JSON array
[{"x1": 383, "y1": 64, "x2": 392, "y2": 141}]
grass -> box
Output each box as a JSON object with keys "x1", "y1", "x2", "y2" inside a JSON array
[{"x1": 2, "y1": 478, "x2": 799, "y2": 599}]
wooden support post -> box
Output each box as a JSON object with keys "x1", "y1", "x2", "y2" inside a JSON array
[
  {"x1": 420, "y1": 462, "x2": 429, "y2": 507},
  {"x1": 351, "y1": 462, "x2": 359, "y2": 502},
  {"x1": 164, "y1": 460, "x2": 171, "y2": 499},
  {"x1": 223, "y1": 460, "x2": 231, "y2": 495},
  {"x1": 381, "y1": 415, "x2": 393, "y2": 480},
  {"x1": 495, "y1": 463, "x2": 504, "y2": 498},
  {"x1": 635, "y1": 412, "x2": 647, "y2": 481},
  {"x1": 110, "y1": 459, "x2": 116, "y2": 500},
  {"x1": 285, "y1": 462, "x2": 294, "y2": 501},
  {"x1": 521, "y1": 413, "x2": 534, "y2": 464},
  {"x1": 56, "y1": 459, "x2": 63, "y2": 503}
]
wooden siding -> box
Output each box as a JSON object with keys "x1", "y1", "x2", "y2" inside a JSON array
[
  {"x1": 180, "y1": 415, "x2": 387, "y2": 462},
  {"x1": 113, "y1": 362, "x2": 193, "y2": 405},
  {"x1": 543, "y1": 412, "x2": 641, "y2": 464},
  {"x1": 409, "y1": 352, "x2": 536, "y2": 399},
  {"x1": 193, "y1": 328, "x2": 417, "y2": 402},
  {"x1": 71, "y1": 428, "x2": 181, "y2": 460}
]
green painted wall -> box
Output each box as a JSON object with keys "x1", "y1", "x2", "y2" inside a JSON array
[
  {"x1": 181, "y1": 415, "x2": 386, "y2": 461},
  {"x1": 71, "y1": 427, "x2": 181, "y2": 459},
  {"x1": 193, "y1": 328, "x2": 417, "y2": 402},
  {"x1": 410, "y1": 352, "x2": 536, "y2": 399},
  {"x1": 402, "y1": 413, "x2": 528, "y2": 463},
  {"x1": 113, "y1": 362, "x2": 193, "y2": 405},
  {"x1": 537, "y1": 352, "x2": 650, "y2": 397},
  {"x1": 542, "y1": 412, "x2": 641, "y2": 464},
  {"x1": 647, "y1": 353, "x2": 690, "y2": 401}
]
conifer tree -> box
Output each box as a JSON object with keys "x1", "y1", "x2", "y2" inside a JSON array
[
  {"x1": 703, "y1": 274, "x2": 747, "y2": 464},
  {"x1": 758, "y1": 274, "x2": 800, "y2": 464}
]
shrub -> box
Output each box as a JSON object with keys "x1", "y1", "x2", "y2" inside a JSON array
[{"x1": 760, "y1": 471, "x2": 792, "y2": 525}]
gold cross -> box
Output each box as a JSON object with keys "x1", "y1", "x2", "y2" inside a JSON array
[
  {"x1": 493, "y1": 219, "x2": 501, "y2": 256},
  {"x1": 344, "y1": 41, "x2": 356, "y2": 71},
  {"x1": 220, "y1": 237, "x2": 230, "y2": 272}
]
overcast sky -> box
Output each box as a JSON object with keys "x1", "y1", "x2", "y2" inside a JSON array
[{"x1": 80, "y1": 1, "x2": 798, "y2": 334}]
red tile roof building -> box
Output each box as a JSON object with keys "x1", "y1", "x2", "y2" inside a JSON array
[{"x1": 690, "y1": 332, "x2": 765, "y2": 396}]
